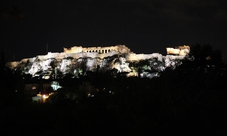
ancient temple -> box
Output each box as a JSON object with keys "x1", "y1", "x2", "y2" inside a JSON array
[{"x1": 63, "y1": 44, "x2": 131, "y2": 54}]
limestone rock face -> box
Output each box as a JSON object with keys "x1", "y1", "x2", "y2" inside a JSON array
[
  {"x1": 6, "y1": 45, "x2": 190, "y2": 79},
  {"x1": 28, "y1": 62, "x2": 42, "y2": 76},
  {"x1": 113, "y1": 57, "x2": 131, "y2": 73}
]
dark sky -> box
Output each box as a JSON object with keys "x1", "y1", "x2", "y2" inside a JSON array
[{"x1": 1, "y1": 0, "x2": 227, "y2": 61}]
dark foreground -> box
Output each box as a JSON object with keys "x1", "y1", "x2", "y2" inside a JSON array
[{"x1": 1, "y1": 68, "x2": 227, "y2": 136}]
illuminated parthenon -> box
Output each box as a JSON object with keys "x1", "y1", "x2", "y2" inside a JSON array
[
  {"x1": 6, "y1": 44, "x2": 191, "y2": 80},
  {"x1": 63, "y1": 44, "x2": 190, "y2": 56},
  {"x1": 63, "y1": 44, "x2": 131, "y2": 54}
]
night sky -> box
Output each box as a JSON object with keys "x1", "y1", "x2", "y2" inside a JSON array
[{"x1": 1, "y1": 0, "x2": 227, "y2": 61}]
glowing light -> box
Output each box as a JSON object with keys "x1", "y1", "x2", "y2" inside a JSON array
[
  {"x1": 87, "y1": 93, "x2": 95, "y2": 97},
  {"x1": 42, "y1": 94, "x2": 49, "y2": 103},
  {"x1": 42, "y1": 94, "x2": 48, "y2": 99},
  {"x1": 32, "y1": 86, "x2": 36, "y2": 90},
  {"x1": 32, "y1": 93, "x2": 49, "y2": 103},
  {"x1": 51, "y1": 81, "x2": 62, "y2": 91}
]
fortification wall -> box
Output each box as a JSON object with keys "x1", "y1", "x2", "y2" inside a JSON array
[
  {"x1": 166, "y1": 45, "x2": 190, "y2": 56},
  {"x1": 63, "y1": 46, "x2": 83, "y2": 53}
]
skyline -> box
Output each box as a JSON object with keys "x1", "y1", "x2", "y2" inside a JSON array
[{"x1": 1, "y1": 0, "x2": 227, "y2": 61}]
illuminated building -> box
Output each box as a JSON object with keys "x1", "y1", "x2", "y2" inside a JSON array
[
  {"x1": 63, "y1": 44, "x2": 131, "y2": 54},
  {"x1": 6, "y1": 44, "x2": 190, "y2": 79}
]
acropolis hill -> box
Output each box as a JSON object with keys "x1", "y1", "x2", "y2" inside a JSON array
[{"x1": 6, "y1": 44, "x2": 190, "y2": 79}]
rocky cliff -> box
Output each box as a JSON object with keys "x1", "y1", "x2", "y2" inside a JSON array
[{"x1": 6, "y1": 45, "x2": 190, "y2": 79}]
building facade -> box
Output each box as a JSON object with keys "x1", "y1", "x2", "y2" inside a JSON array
[{"x1": 63, "y1": 44, "x2": 131, "y2": 54}]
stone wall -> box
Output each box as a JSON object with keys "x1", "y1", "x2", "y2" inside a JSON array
[{"x1": 166, "y1": 45, "x2": 190, "y2": 56}]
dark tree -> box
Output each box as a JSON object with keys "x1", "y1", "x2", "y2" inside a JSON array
[{"x1": 190, "y1": 44, "x2": 223, "y2": 69}]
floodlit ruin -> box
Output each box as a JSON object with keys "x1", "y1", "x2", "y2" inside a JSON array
[{"x1": 6, "y1": 44, "x2": 190, "y2": 79}]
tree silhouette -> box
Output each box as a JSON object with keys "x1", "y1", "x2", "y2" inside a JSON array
[
  {"x1": 0, "y1": 51, "x2": 13, "y2": 105},
  {"x1": 189, "y1": 44, "x2": 223, "y2": 69}
]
